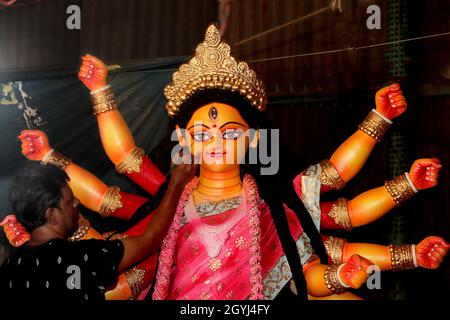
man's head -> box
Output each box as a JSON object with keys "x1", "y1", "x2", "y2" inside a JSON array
[{"x1": 8, "y1": 163, "x2": 80, "y2": 237}]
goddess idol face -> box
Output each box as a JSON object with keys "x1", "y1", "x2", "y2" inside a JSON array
[{"x1": 178, "y1": 102, "x2": 258, "y2": 173}]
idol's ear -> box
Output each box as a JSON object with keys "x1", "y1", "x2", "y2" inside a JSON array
[
  {"x1": 249, "y1": 129, "x2": 260, "y2": 148},
  {"x1": 175, "y1": 124, "x2": 187, "y2": 147}
]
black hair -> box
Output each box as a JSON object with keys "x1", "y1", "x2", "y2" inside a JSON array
[
  {"x1": 8, "y1": 162, "x2": 70, "y2": 232},
  {"x1": 150, "y1": 88, "x2": 327, "y2": 300}
]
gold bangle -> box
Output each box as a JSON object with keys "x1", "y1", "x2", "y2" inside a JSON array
[
  {"x1": 115, "y1": 147, "x2": 145, "y2": 174},
  {"x1": 320, "y1": 160, "x2": 346, "y2": 190},
  {"x1": 324, "y1": 236, "x2": 346, "y2": 264},
  {"x1": 324, "y1": 264, "x2": 347, "y2": 294},
  {"x1": 389, "y1": 244, "x2": 415, "y2": 271},
  {"x1": 91, "y1": 87, "x2": 118, "y2": 115},
  {"x1": 91, "y1": 87, "x2": 115, "y2": 105},
  {"x1": 99, "y1": 186, "x2": 123, "y2": 218},
  {"x1": 328, "y1": 198, "x2": 352, "y2": 231},
  {"x1": 385, "y1": 174, "x2": 416, "y2": 206},
  {"x1": 41, "y1": 151, "x2": 71, "y2": 170},
  {"x1": 358, "y1": 110, "x2": 391, "y2": 142},
  {"x1": 92, "y1": 99, "x2": 118, "y2": 115},
  {"x1": 125, "y1": 267, "x2": 146, "y2": 299}
]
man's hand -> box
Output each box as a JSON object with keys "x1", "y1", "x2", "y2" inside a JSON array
[
  {"x1": 416, "y1": 236, "x2": 449, "y2": 269},
  {"x1": 169, "y1": 153, "x2": 199, "y2": 187},
  {"x1": 339, "y1": 254, "x2": 374, "y2": 289},
  {"x1": 18, "y1": 130, "x2": 52, "y2": 161},
  {"x1": 375, "y1": 83, "x2": 407, "y2": 120},
  {"x1": 409, "y1": 158, "x2": 442, "y2": 190},
  {"x1": 78, "y1": 54, "x2": 108, "y2": 92}
]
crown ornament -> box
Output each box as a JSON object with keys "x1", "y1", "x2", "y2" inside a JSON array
[{"x1": 164, "y1": 24, "x2": 267, "y2": 118}]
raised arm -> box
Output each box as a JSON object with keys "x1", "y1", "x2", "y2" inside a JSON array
[
  {"x1": 319, "y1": 158, "x2": 442, "y2": 230},
  {"x1": 18, "y1": 130, "x2": 148, "y2": 220},
  {"x1": 329, "y1": 84, "x2": 407, "y2": 185},
  {"x1": 78, "y1": 54, "x2": 165, "y2": 196}
]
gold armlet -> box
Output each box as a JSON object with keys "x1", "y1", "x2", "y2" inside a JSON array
[
  {"x1": 91, "y1": 86, "x2": 118, "y2": 115},
  {"x1": 320, "y1": 160, "x2": 346, "y2": 190},
  {"x1": 115, "y1": 147, "x2": 145, "y2": 174},
  {"x1": 324, "y1": 264, "x2": 348, "y2": 294},
  {"x1": 384, "y1": 174, "x2": 416, "y2": 206},
  {"x1": 328, "y1": 198, "x2": 352, "y2": 231},
  {"x1": 125, "y1": 267, "x2": 146, "y2": 299},
  {"x1": 99, "y1": 186, "x2": 123, "y2": 218},
  {"x1": 358, "y1": 109, "x2": 391, "y2": 142},
  {"x1": 324, "y1": 236, "x2": 347, "y2": 264},
  {"x1": 41, "y1": 150, "x2": 71, "y2": 171}
]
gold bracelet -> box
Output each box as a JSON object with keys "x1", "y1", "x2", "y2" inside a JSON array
[
  {"x1": 358, "y1": 109, "x2": 391, "y2": 142},
  {"x1": 389, "y1": 244, "x2": 415, "y2": 271},
  {"x1": 324, "y1": 236, "x2": 346, "y2": 264},
  {"x1": 385, "y1": 174, "x2": 416, "y2": 206},
  {"x1": 99, "y1": 186, "x2": 123, "y2": 218},
  {"x1": 92, "y1": 99, "x2": 118, "y2": 115},
  {"x1": 320, "y1": 160, "x2": 346, "y2": 190},
  {"x1": 328, "y1": 198, "x2": 353, "y2": 231},
  {"x1": 91, "y1": 86, "x2": 115, "y2": 105},
  {"x1": 324, "y1": 264, "x2": 347, "y2": 294},
  {"x1": 91, "y1": 87, "x2": 118, "y2": 115},
  {"x1": 125, "y1": 267, "x2": 146, "y2": 299},
  {"x1": 115, "y1": 147, "x2": 145, "y2": 174},
  {"x1": 41, "y1": 151, "x2": 71, "y2": 170}
]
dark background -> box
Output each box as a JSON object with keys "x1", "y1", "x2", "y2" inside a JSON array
[{"x1": 0, "y1": 0, "x2": 448, "y2": 300}]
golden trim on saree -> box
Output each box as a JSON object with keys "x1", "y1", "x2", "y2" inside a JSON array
[{"x1": 115, "y1": 147, "x2": 145, "y2": 174}]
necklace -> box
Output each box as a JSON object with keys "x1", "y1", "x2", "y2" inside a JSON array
[{"x1": 185, "y1": 190, "x2": 247, "y2": 258}]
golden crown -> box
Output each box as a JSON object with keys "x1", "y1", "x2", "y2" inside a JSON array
[{"x1": 164, "y1": 24, "x2": 267, "y2": 118}]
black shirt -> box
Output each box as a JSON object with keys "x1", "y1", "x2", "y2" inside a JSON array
[{"x1": 0, "y1": 238, "x2": 124, "y2": 301}]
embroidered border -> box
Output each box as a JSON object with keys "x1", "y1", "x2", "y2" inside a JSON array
[
  {"x1": 263, "y1": 232, "x2": 314, "y2": 300},
  {"x1": 301, "y1": 163, "x2": 322, "y2": 231}
]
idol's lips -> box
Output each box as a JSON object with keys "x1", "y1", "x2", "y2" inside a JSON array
[{"x1": 207, "y1": 151, "x2": 227, "y2": 158}]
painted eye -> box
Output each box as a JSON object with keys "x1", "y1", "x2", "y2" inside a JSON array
[
  {"x1": 192, "y1": 132, "x2": 212, "y2": 142},
  {"x1": 223, "y1": 129, "x2": 242, "y2": 140}
]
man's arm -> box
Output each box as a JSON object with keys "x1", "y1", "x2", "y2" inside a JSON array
[{"x1": 118, "y1": 160, "x2": 197, "y2": 274}]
